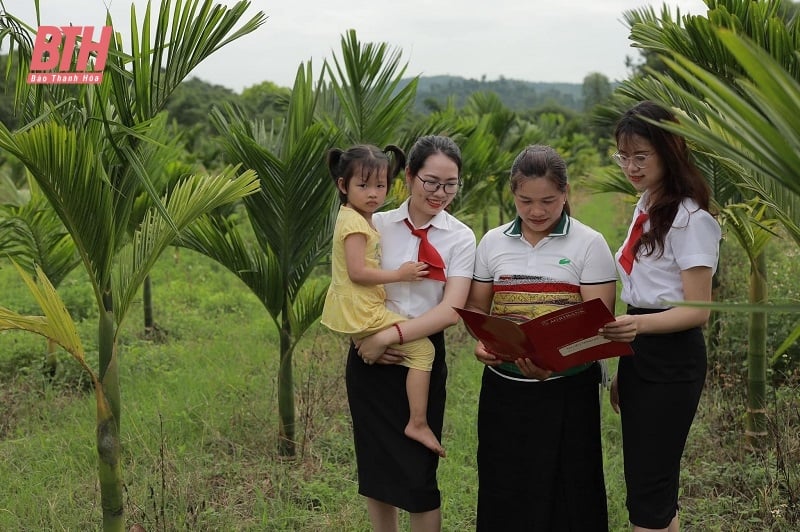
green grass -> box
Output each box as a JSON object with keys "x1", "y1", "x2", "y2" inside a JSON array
[{"x1": 1, "y1": 191, "x2": 800, "y2": 530}]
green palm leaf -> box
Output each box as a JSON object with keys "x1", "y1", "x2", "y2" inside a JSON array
[
  {"x1": 211, "y1": 101, "x2": 338, "y2": 301},
  {"x1": 109, "y1": 0, "x2": 267, "y2": 123},
  {"x1": 179, "y1": 214, "x2": 284, "y2": 318},
  {"x1": 323, "y1": 29, "x2": 417, "y2": 145},
  {"x1": 0, "y1": 263, "x2": 89, "y2": 372},
  {"x1": 114, "y1": 167, "x2": 259, "y2": 326},
  {"x1": 0, "y1": 192, "x2": 80, "y2": 287},
  {"x1": 0, "y1": 120, "x2": 114, "y2": 300},
  {"x1": 656, "y1": 40, "x2": 800, "y2": 198},
  {"x1": 289, "y1": 278, "x2": 330, "y2": 343}
]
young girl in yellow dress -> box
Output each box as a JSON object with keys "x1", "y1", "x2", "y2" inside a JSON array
[{"x1": 321, "y1": 144, "x2": 445, "y2": 457}]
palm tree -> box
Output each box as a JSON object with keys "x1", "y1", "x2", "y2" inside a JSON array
[
  {"x1": 0, "y1": 1, "x2": 264, "y2": 529},
  {"x1": 179, "y1": 30, "x2": 440, "y2": 457},
  {"x1": 202, "y1": 67, "x2": 338, "y2": 456},
  {"x1": 459, "y1": 92, "x2": 538, "y2": 229}
]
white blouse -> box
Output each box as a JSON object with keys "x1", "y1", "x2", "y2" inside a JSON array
[
  {"x1": 616, "y1": 192, "x2": 721, "y2": 309},
  {"x1": 373, "y1": 200, "x2": 476, "y2": 318}
]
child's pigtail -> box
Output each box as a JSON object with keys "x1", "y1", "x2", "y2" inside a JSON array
[
  {"x1": 326, "y1": 148, "x2": 348, "y2": 204},
  {"x1": 383, "y1": 144, "x2": 407, "y2": 191}
]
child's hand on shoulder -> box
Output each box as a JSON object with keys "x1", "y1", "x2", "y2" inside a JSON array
[{"x1": 397, "y1": 261, "x2": 429, "y2": 282}]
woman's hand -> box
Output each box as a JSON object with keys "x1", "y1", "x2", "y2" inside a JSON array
[
  {"x1": 474, "y1": 341, "x2": 503, "y2": 367},
  {"x1": 600, "y1": 314, "x2": 639, "y2": 343},
  {"x1": 354, "y1": 328, "x2": 406, "y2": 365},
  {"x1": 609, "y1": 372, "x2": 620, "y2": 414},
  {"x1": 374, "y1": 346, "x2": 408, "y2": 365},
  {"x1": 515, "y1": 357, "x2": 553, "y2": 380}
]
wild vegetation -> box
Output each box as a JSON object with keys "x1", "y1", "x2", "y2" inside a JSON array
[
  {"x1": 2, "y1": 0, "x2": 800, "y2": 530},
  {"x1": 1, "y1": 193, "x2": 798, "y2": 530}
]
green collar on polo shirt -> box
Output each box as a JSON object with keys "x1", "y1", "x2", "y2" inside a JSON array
[{"x1": 503, "y1": 211, "x2": 571, "y2": 238}]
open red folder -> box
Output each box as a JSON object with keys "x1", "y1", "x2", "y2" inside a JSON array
[{"x1": 454, "y1": 298, "x2": 633, "y2": 372}]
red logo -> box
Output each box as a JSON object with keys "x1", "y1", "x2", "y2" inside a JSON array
[{"x1": 28, "y1": 26, "x2": 112, "y2": 85}]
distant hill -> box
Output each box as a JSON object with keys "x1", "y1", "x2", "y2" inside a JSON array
[{"x1": 405, "y1": 75, "x2": 584, "y2": 114}]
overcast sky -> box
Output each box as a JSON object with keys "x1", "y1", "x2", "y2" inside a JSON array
[{"x1": 7, "y1": 0, "x2": 710, "y2": 93}]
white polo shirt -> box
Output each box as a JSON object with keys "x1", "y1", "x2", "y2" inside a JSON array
[
  {"x1": 373, "y1": 199, "x2": 476, "y2": 319},
  {"x1": 473, "y1": 213, "x2": 618, "y2": 380},
  {"x1": 473, "y1": 213, "x2": 618, "y2": 288},
  {"x1": 616, "y1": 192, "x2": 721, "y2": 309}
]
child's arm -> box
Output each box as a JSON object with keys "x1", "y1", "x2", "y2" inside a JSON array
[{"x1": 344, "y1": 233, "x2": 428, "y2": 285}]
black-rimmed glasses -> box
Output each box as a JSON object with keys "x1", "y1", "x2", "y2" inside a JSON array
[{"x1": 416, "y1": 175, "x2": 461, "y2": 194}]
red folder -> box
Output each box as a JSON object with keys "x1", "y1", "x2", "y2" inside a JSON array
[{"x1": 454, "y1": 298, "x2": 633, "y2": 372}]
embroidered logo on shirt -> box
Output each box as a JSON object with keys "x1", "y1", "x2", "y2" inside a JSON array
[{"x1": 559, "y1": 258, "x2": 571, "y2": 265}]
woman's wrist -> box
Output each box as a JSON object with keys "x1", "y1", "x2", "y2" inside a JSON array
[{"x1": 376, "y1": 326, "x2": 395, "y2": 347}]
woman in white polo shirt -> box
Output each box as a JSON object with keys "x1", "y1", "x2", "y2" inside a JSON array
[
  {"x1": 348, "y1": 135, "x2": 476, "y2": 531},
  {"x1": 466, "y1": 145, "x2": 617, "y2": 530},
  {"x1": 600, "y1": 101, "x2": 721, "y2": 532}
]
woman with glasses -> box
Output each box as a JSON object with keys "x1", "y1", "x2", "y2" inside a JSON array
[
  {"x1": 349, "y1": 135, "x2": 476, "y2": 531},
  {"x1": 466, "y1": 145, "x2": 617, "y2": 531},
  {"x1": 600, "y1": 101, "x2": 721, "y2": 532}
]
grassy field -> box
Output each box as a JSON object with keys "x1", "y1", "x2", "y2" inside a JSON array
[{"x1": 1, "y1": 188, "x2": 799, "y2": 530}]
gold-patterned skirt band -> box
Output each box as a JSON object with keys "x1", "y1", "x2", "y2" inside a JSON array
[{"x1": 491, "y1": 291, "x2": 583, "y2": 321}]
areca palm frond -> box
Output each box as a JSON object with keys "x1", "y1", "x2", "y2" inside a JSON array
[
  {"x1": 454, "y1": 114, "x2": 515, "y2": 222},
  {"x1": 0, "y1": 120, "x2": 115, "y2": 301},
  {"x1": 653, "y1": 31, "x2": 800, "y2": 199},
  {"x1": 0, "y1": 191, "x2": 80, "y2": 287},
  {"x1": 0, "y1": 263, "x2": 88, "y2": 374},
  {"x1": 0, "y1": 173, "x2": 29, "y2": 206},
  {"x1": 288, "y1": 278, "x2": 330, "y2": 343},
  {"x1": 211, "y1": 106, "x2": 338, "y2": 304},
  {"x1": 282, "y1": 63, "x2": 328, "y2": 155},
  {"x1": 719, "y1": 200, "x2": 780, "y2": 263},
  {"x1": 323, "y1": 29, "x2": 417, "y2": 145},
  {"x1": 0, "y1": 3, "x2": 92, "y2": 123},
  {"x1": 181, "y1": 210, "x2": 329, "y2": 345},
  {"x1": 625, "y1": 1, "x2": 800, "y2": 81},
  {"x1": 115, "y1": 167, "x2": 259, "y2": 327},
  {"x1": 738, "y1": 177, "x2": 800, "y2": 247},
  {"x1": 128, "y1": 113, "x2": 195, "y2": 235},
  {"x1": 110, "y1": 0, "x2": 267, "y2": 124},
  {"x1": 179, "y1": 214, "x2": 283, "y2": 316},
  {"x1": 584, "y1": 166, "x2": 637, "y2": 198}
]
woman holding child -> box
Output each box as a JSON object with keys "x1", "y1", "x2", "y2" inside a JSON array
[{"x1": 343, "y1": 135, "x2": 476, "y2": 531}]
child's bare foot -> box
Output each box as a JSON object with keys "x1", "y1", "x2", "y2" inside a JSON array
[{"x1": 405, "y1": 421, "x2": 446, "y2": 457}]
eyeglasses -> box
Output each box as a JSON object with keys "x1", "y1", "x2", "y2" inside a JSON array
[
  {"x1": 416, "y1": 175, "x2": 461, "y2": 195},
  {"x1": 611, "y1": 152, "x2": 655, "y2": 169}
]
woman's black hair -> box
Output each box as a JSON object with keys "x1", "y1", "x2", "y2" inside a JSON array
[
  {"x1": 509, "y1": 144, "x2": 571, "y2": 215},
  {"x1": 406, "y1": 135, "x2": 462, "y2": 178}
]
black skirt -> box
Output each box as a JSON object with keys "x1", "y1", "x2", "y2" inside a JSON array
[
  {"x1": 618, "y1": 311, "x2": 707, "y2": 529},
  {"x1": 345, "y1": 331, "x2": 447, "y2": 513},
  {"x1": 476, "y1": 363, "x2": 608, "y2": 531}
]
